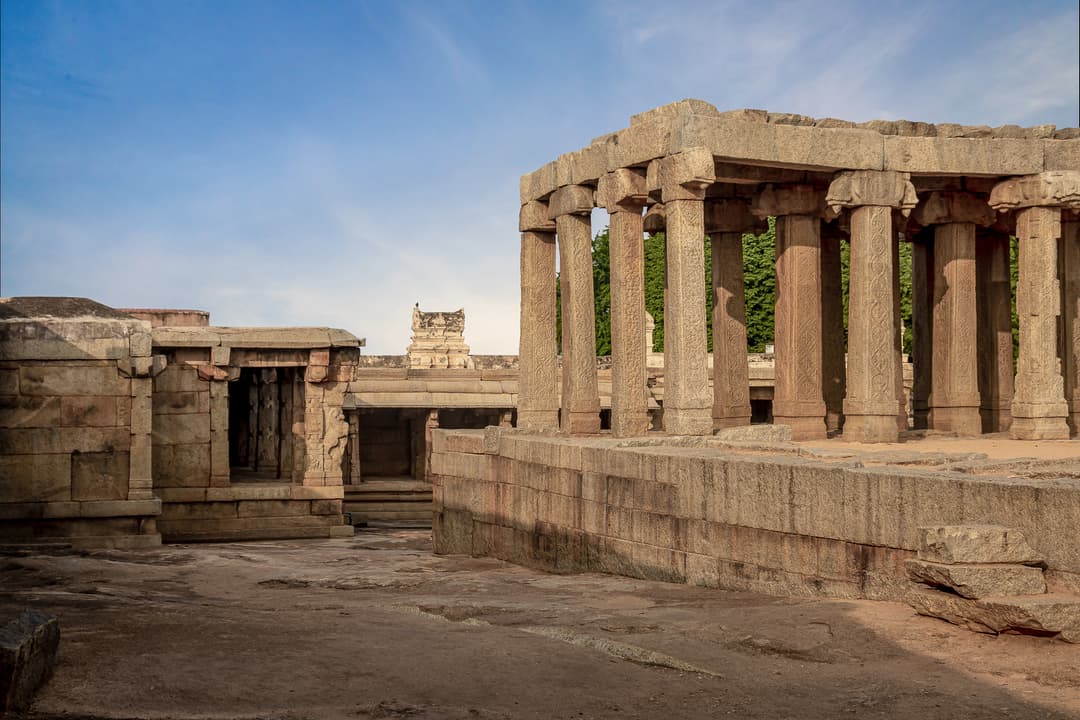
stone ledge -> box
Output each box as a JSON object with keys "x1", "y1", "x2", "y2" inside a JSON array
[
  {"x1": 0, "y1": 499, "x2": 160, "y2": 520},
  {"x1": 905, "y1": 559, "x2": 1046, "y2": 599},
  {"x1": 907, "y1": 587, "x2": 1080, "y2": 642}
]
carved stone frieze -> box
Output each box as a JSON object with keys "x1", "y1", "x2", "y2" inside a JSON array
[
  {"x1": 826, "y1": 170, "x2": 918, "y2": 217},
  {"x1": 989, "y1": 171, "x2": 1080, "y2": 211}
]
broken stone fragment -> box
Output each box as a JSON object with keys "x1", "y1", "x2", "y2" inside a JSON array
[
  {"x1": 0, "y1": 609, "x2": 60, "y2": 713},
  {"x1": 917, "y1": 525, "x2": 1043, "y2": 565},
  {"x1": 905, "y1": 559, "x2": 1046, "y2": 599},
  {"x1": 907, "y1": 587, "x2": 1080, "y2": 643}
]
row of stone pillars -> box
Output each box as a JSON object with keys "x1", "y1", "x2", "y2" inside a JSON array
[{"x1": 518, "y1": 159, "x2": 1080, "y2": 442}]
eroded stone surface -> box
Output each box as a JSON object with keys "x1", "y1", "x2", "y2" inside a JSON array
[
  {"x1": 908, "y1": 587, "x2": 1080, "y2": 642},
  {"x1": 905, "y1": 559, "x2": 1046, "y2": 599},
  {"x1": 918, "y1": 526, "x2": 1043, "y2": 565}
]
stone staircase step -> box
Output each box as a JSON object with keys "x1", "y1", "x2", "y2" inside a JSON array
[
  {"x1": 918, "y1": 525, "x2": 1043, "y2": 565},
  {"x1": 907, "y1": 586, "x2": 1079, "y2": 642},
  {"x1": 905, "y1": 559, "x2": 1046, "y2": 599}
]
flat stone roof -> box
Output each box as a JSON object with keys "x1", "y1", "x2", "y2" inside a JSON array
[
  {"x1": 152, "y1": 325, "x2": 363, "y2": 349},
  {"x1": 521, "y1": 100, "x2": 1080, "y2": 203},
  {"x1": 0, "y1": 296, "x2": 140, "y2": 322}
]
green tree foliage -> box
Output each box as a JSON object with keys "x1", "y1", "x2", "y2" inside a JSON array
[{"x1": 555, "y1": 220, "x2": 973, "y2": 361}]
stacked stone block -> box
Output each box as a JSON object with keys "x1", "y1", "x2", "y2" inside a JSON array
[{"x1": 906, "y1": 525, "x2": 1079, "y2": 642}]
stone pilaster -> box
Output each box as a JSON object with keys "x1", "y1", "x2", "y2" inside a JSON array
[
  {"x1": 659, "y1": 149, "x2": 714, "y2": 435},
  {"x1": 517, "y1": 201, "x2": 559, "y2": 430},
  {"x1": 549, "y1": 185, "x2": 601, "y2": 434},
  {"x1": 989, "y1": 172, "x2": 1079, "y2": 439},
  {"x1": 126, "y1": 328, "x2": 156, "y2": 500},
  {"x1": 976, "y1": 229, "x2": 1014, "y2": 433},
  {"x1": 912, "y1": 192, "x2": 995, "y2": 436},
  {"x1": 347, "y1": 411, "x2": 361, "y2": 484},
  {"x1": 910, "y1": 229, "x2": 934, "y2": 430},
  {"x1": 1063, "y1": 215, "x2": 1080, "y2": 436},
  {"x1": 598, "y1": 169, "x2": 650, "y2": 437},
  {"x1": 827, "y1": 170, "x2": 918, "y2": 442},
  {"x1": 820, "y1": 223, "x2": 847, "y2": 434},
  {"x1": 753, "y1": 185, "x2": 827, "y2": 440},
  {"x1": 705, "y1": 198, "x2": 764, "y2": 429}
]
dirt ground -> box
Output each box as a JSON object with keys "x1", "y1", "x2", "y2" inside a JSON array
[{"x1": 2, "y1": 530, "x2": 1078, "y2": 720}]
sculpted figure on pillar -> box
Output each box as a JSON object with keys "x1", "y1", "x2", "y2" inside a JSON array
[
  {"x1": 548, "y1": 184, "x2": 602, "y2": 434},
  {"x1": 597, "y1": 168, "x2": 650, "y2": 438},
  {"x1": 705, "y1": 197, "x2": 765, "y2": 430},
  {"x1": 910, "y1": 192, "x2": 995, "y2": 436},
  {"x1": 517, "y1": 199, "x2": 559, "y2": 430},
  {"x1": 989, "y1": 171, "x2": 1080, "y2": 439},
  {"x1": 753, "y1": 184, "x2": 829, "y2": 440},
  {"x1": 826, "y1": 170, "x2": 917, "y2": 443},
  {"x1": 658, "y1": 148, "x2": 715, "y2": 435}
]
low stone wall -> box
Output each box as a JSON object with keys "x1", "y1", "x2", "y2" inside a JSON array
[
  {"x1": 156, "y1": 486, "x2": 347, "y2": 542},
  {"x1": 431, "y1": 429, "x2": 1080, "y2": 600}
]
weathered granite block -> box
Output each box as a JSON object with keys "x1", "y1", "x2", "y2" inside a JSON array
[
  {"x1": 918, "y1": 525, "x2": 1043, "y2": 565},
  {"x1": 906, "y1": 558, "x2": 1047, "y2": 598},
  {"x1": 0, "y1": 609, "x2": 60, "y2": 713}
]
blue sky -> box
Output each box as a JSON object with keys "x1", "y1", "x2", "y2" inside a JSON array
[{"x1": 2, "y1": 0, "x2": 1078, "y2": 353}]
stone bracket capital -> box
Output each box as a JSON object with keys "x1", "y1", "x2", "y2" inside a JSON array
[
  {"x1": 196, "y1": 364, "x2": 239, "y2": 382},
  {"x1": 751, "y1": 184, "x2": 827, "y2": 219},
  {"x1": 911, "y1": 191, "x2": 995, "y2": 228},
  {"x1": 597, "y1": 168, "x2": 647, "y2": 213},
  {"x1": 704, "y1": 198, "x2": 766, "y2": 234},
  {"x1": 547, "y1": 184, "x2": 595, "y2": 218},
  {"x1": 989, "y1": 171, "x2": 1080, "y2": 212},
  {"x1": 643, "y1": 203, "x2": 666, "y2": 234},
  {"x1": 658, "y1": 147, "x2": 715, "y2": 202},
  {"x1": 519, "y1": 200, "x2": 556, "y2": 232},
  {"x1": 826, "y1": 170, "x2": 918, "y2": 217}
]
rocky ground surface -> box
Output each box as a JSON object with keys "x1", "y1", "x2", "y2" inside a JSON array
[{"x1": 1, "y1": 530, "x2": 1078, "y2": 720}]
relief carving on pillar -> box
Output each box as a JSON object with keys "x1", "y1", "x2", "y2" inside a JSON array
[{"x1": 826, "y1": 170, "x2": 918, "y2": 216}]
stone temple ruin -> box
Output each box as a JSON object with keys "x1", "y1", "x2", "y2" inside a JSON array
[
  {"x1": 433, "y1": 101, "x2": 1080, "y2": 641},
  {"x1": 2, "y1": 100, "x2": 1079, "y2": 642}
]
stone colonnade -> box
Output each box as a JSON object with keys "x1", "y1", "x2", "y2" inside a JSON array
[{"x1": 518, "y1": 150, "x2": 1080, "y2": 442}]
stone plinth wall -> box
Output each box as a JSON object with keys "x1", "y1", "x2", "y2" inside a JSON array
[
  {"x1": 432, "y1": 429, "x2": 1080, "y2": 599},
  {"x1": 155, "y1": 486, "x2": 348, "y2": 542}
]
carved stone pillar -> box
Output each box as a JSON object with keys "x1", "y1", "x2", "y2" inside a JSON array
[
  {"x1": 976, "y1": 228, "x2": 1015, "y2": 433},
  {"x1": 1063, "y1": 214, "x2": 1080, "y2": 436},
  {"x1": 659, "y1": 149, "x2": 714, "y2": 435},
  {"x1": 754, "y1": 185, "x2": 827, "y2": 440},
  {"x1": 820, "y1": 222, "x2": 847, "y2": 434},
  {"x1": 598, "y1": 169, "x2": 650, "y2": 437},
  {"x1": 347, "y1": 411, "x2": 361, "y2": 484},
  {"x1": 549, "y1": 185, "x2": 601, "y2": 434},
  {"x1": 705, "y1": 198, "x2": 764, "y2": 429},
  {"x1": 912, "y1": 192, "x2": 995, "y2": 436},
  {"x1": 910, "y1": 229, "x2": 934, "y2": 430},
  {"x1": 826, "y1": 170, "x2": 918, "y2": 442},
  {"x1": 517, "y1": 201, "x2": 559, "y2": 430},
  {"x1": 989, "y1": 172, "x2": 1079, "y2": 440}
]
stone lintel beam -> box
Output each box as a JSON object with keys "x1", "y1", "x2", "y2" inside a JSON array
[
  {"x1": 989, "y1": 171, "x2": 1080, "y2": 211},
  {"x1": 643, "y1": 203, "x2": 666, "y2": 234},
  {"x1": 660, "y1": 147, "x2": 716, "y2": 202},
  {"x1": 752, "y1": 184, "x2": 827, "y2": 218},
  {"x1": 704, "y1": 198, "x2": 766, "y2": 234},
  {"x1": 826, "y1": 170, "x2": 918, "y2": 217},
  {"x1": 547, "y1": 184, "x2": 595, "y2": 219},
  {"x1": 713, "y1": 162, "x2": 808, "y2": 186},
  {"x1": 597, "y1": 168, "x2": 647, "y2": 213},
  {"x1": 912, "y1": 191, "x2": 996, "y2": 228},
  {"x1": 519, "y1": 200, "x2": 556, "y2": 233}
]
